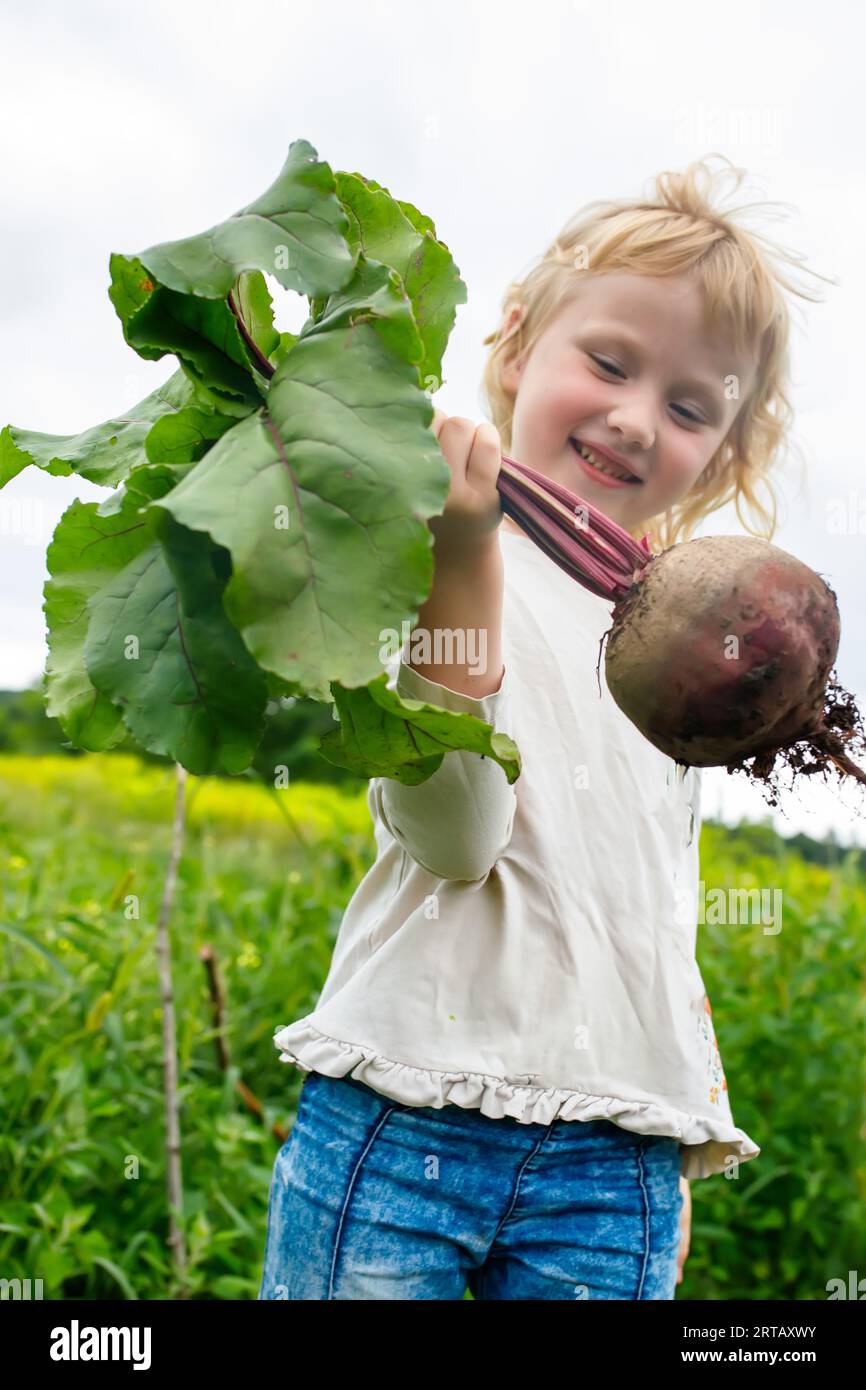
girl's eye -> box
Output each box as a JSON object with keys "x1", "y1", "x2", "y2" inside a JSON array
[
  {"x1": 589, "y1": 354, "x2": 704, "y2": 424},
  {"x1": 590, "y1": 353, "x2": 624, "y2": 378}
]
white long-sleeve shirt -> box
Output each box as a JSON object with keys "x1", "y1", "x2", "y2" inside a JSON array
[{"x1": 272, "y1": 528, "x2": 760, "y2": 1180}]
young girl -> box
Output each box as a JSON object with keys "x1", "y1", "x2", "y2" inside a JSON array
[{"x1": 258, "y1": 154, "x2": 830, "y2": 1300}]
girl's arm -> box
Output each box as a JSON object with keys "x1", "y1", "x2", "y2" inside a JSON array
[
  {"x1": 372, "y1": 653, "x2": 516, "y2": 881},
  {"x1": 406, "y1": 532, "x2": 505, "y2": 698},
  {"x1": 376, "y1": 412, "x2": 516, "y2": 881}
]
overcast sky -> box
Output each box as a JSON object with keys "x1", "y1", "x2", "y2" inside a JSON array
[{"x1": 2, "y1": 0, "x2": 865, "y2": 844}]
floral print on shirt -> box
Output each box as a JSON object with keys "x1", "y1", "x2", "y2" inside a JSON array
[{"x1": 694, "y1": 991, "x2": 728, "y2": 1106}]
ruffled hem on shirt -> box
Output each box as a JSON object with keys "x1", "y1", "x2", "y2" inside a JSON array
[{"x1": 272, "y1": 1020, "x2": 760, "y2": 1181}]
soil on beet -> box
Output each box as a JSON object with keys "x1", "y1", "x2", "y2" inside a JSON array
[{"x1": 725, "y1": 671, "x2": 866, "y2": 810}]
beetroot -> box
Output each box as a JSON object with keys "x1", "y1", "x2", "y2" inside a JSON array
[
  {"x1": 607, "y1": 535, "x2": 844, "y2": 763},
  {"x1": 497, "y1": 454, "x2": 866, "y2": 808}
]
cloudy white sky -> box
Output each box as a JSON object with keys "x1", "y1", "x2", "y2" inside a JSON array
[{"x1": 2, "y1": 0, "x2": 864, "y2": 844}]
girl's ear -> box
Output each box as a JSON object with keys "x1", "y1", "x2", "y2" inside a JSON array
[{"x1": 500, "y1": 304, "x2": 527, "y2": 394}]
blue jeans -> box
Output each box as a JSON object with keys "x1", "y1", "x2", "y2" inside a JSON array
[{"x1": 258, "y1": 1069, "x2": 684, "y2": 1300}]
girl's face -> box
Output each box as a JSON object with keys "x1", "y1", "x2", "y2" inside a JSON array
[{"x1": 500, "y1": 270, "x2": 758, "y2": 534}]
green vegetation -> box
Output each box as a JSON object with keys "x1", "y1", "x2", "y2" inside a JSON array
[
  {"x1": 0, "y1": 752, "x2": 863, "y2": 1300},
  {"x1": 0, "y1": 684, "x2": 367, "y2": 792}
]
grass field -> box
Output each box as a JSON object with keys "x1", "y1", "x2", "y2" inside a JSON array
[{"x1": 1, "y1": 753, "x2": 864, "y2": 1300}]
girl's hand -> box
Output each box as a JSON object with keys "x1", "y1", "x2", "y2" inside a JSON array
[
  {"x1": 676, "y1": 1175, "x2": 692, "y2": 1285},
  {"x1": 429, "y1": 409, "x2": 504, "y2": 554}
]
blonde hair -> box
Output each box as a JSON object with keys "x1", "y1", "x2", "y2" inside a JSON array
[{"x1": 481, "y1": 153, "x2": 836, "y2": 552}]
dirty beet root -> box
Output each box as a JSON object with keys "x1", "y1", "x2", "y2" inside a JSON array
[{"x1": 600, "y1": 535, "x2": 866, "y2": 812}]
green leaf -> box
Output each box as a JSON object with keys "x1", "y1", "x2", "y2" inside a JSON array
[
  {"x1": 107, "y1": 256, "x2": 264, "y2": 406},
  {"x1": 270, "y1": 330, "x2": 299, "y2": 370},
  {"x1": 306, "y1": 252, "x2": 423, "y2": 365},
  {"x1": 143, "y1": 402, "x2": 238, "y2": 466},
  {"x1": 43, "y1": 498, "x2": 157, "y2": 749},
  {"x1": 318, "y1": 671, "x2": 521, "y2": 786},
  {"x1": 226, "y1": 270, "x2": 300, "y2": 384},
  {"x1": 150, "y1": 256, "x2": 449, "y2": 695},
  {"x1": 83, "y1": 507, "x2": 269, "y2": 774},
  {"x1": 334, "y1": 171, "x2": 467, "y2": 389},
  {"x1": 168, "y1": 368, "x2": 255, "y2": 421},
  {"x1": 44, "y1": 463, "x2": 269, "y2": 772},
  {"x1": 1, "y1": 369, "x2": 208, "y2": 490},
  {"x1": 91, "y1": 1255, "x2": 139, "y2": 1301},
  {"x1": 110, "y1": 936, "x2": 155, "y2": 999},
  {"x1": 262, "y1": 670, "x2": 314, "y2": 702},
  {"x1": 230, "y1": 269, "x2": 283, "y2": 362},
  {"x1": 96, "y1": 460, "x2": 196, "y2": 518},
  {"x1": 0, "y1": 921, "x2": 75, "y2": 986},
  {"x1": 0, "y1": 425, "x2": 73, "y2": 488},
  {"x1": 132, "y1": 139, "x2": 355, "y2": 301}
]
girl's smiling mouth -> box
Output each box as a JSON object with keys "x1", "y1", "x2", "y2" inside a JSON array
[{"x1": 569, "y1": 437, "x2": 643, "y2": 486}]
